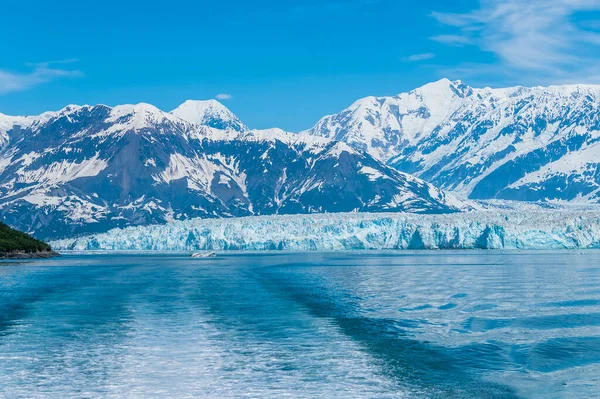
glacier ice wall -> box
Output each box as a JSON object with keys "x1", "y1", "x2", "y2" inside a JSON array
[{"x1": 50, "y1": 210, "x2": 600, "y2": 251}]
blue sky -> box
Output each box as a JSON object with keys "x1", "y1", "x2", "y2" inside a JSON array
[{"x1": 1, "y1": 0, "x2": 600, "y2": 131}]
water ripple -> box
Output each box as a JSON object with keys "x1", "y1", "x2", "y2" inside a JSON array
[{"x1": 1, "y1": 251, "x2": 600, "y2": 398}]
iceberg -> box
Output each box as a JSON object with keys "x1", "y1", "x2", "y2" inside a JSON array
[{"x1": 51, "y1": 209, "x2": 600, "y2": 251}]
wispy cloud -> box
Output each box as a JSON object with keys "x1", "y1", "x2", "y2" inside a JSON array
[
  {"x1": 216, "y1": 93, "x2": 232, "y2": 100},
  {"x1": 430, "y1": 34, "x2": 471, "y2": 46},
  {"x1": 402, "y1": 53, "x2": 435, "y2": 62},
  {"x1": 0, "y1": 59, "x2": 82, "y2": 95},
  {"x1": 431, "y1": 0, "x2": 600, "y2": 84}
]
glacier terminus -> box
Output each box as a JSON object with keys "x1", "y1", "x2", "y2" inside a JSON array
[{"x1": 52, "y1": 206, "x2": 600, "y2": 251}]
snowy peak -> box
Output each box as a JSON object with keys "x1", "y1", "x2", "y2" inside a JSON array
[
  {"x1": 1, "y1": 99, "x2": 247, "y2": 142},
  {"x1": 2, "y1": 103, "x2": 183, "y2": 137},
  {"x1": 304, "y1": 79, "x2": 600, "y2": 204},
  {"x1": 409, "y1": 78, "x2": 473, "y2": 99},
  {"x1": 107, "y1": 102, "x2": 183, "y2": 131},
  {"x1": 171, "y1": 99, "x2": 247, "y2": 131},
  {"x1": 304, "y1": 79, "x2": 600, "y2": 162},
  {"x1": 303, "y1": 78, "x2": 473, "y2": 161}
]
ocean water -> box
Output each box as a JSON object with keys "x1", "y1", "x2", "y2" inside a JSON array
[{"x1": 1, "y1": 252, "x2": 600, "y2": 398}]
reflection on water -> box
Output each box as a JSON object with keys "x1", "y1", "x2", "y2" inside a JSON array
[{"x1": 1, "y1": 251, "x2": 600, "y2": 398}]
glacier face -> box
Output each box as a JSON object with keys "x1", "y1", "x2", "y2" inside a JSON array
[
  {"x1": 51, "y1": 208, "x2": 600, "y2": 251},
  {"x1": 0, "y1": 102, "x2": 462, "y2": 239},
  {"x1": 304, "y1": 79, "x2": 600, "y2": 203}
]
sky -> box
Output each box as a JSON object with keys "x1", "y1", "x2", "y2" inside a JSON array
[{"x1": 1, "y1": 0, "x2": 600, "y2": 131}]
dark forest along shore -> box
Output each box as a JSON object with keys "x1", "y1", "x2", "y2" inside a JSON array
[{"x1": 0, "y1": 222, "x2": 58, "y2": 259}]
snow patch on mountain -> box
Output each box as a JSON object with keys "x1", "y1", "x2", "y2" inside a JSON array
[{"x1": 15, "y1": 154, "x2": 108, "y2": 185}]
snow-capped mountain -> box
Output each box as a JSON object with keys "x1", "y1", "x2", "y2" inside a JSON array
[
  {"x1": 304, "y1": 79, "x2": 600, "y2": 203},
  {"x1": 0, "y1": 101, "x2": 462, "y2": 239},
  {"x1": 171, "y1": 99, "x2": 248, "y2": 131},
  {"x1": 304, "y1": 79, "x2": 473, "y2": 161}
]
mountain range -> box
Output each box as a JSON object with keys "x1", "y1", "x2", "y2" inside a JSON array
[
  {"x1": 305, "y1": 78, "x2": 600, "y2": 203},
  {"x1": 0, "y1": 100, "x2": 461, "y2": 239},
  {"x1": 1, "y1": 78, "x2": 599, "y2": 239}
]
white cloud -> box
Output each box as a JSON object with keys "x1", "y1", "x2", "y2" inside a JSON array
[
  {"x1": 430, "y1": 34, "x2": 471, "y2": 46},
  {"x1": 401, "y1": 53, "x2": 435, "y2": 62},
  {"x1": 215, "y1": 93, "x2": 232, "y2": 100},
  {"x1": 0, "y1": 60, "x2": 82, "y2": 95},
  {"x1": 431, "y1": 0, "x2": 600, "y2": 84}
]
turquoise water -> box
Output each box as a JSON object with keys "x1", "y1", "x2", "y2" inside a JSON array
[{"x1": 1, "y1": 252, "x2": 600, "y2": 398}]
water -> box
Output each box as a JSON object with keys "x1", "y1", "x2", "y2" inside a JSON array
[{"x1": 1, "y1": 252, "x2": 600, "y2": 398}]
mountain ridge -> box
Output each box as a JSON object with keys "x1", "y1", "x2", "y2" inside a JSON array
[
  {"x1": 0, "y1": 100, "x2": 463, "y2": 239},
  {"x1": 304, "y1": 78, "x2": 600, "y2": 203}
]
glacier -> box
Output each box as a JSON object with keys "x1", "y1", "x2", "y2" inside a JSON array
[{"x1": 51, "y1": 208, "x2": 600, "y2": 251}]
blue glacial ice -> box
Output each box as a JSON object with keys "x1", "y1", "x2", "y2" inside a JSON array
[{"x1": 50, "y1": 209, "x2": 600, "y2": 251}]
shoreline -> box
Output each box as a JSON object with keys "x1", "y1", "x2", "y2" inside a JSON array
[
  {"x1": 0, "y1": 250, "x2": 60, "y2": 260},
  {"x1": 53, "y1": 249, "x2": 599, "y2": 256}
]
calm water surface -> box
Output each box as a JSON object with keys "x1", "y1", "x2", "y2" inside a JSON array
[{"x1": 1, "y1": 251, "x2": 600, "y2": 398}]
